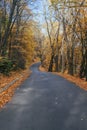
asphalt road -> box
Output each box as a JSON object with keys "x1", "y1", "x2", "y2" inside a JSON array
[{"x1": 0, "y1": 63, "x2": 87, "y2": 130}]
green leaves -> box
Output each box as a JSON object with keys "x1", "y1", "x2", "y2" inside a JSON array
[{"x1": 0, "y1": 58, "x2": 14, "y2": 75}]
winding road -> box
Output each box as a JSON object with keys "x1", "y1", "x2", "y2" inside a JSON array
[{"x1": 0, "y1": 63, "x2": 87, "y2": 130}]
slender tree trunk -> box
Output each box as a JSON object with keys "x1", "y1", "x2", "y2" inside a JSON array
[
  {"x1": 62, "y1": 17, "x2": 72, "y2": 75},
  {"x1": 55, "y1": 55, "x2": 59, "y2": 72},
  {"x1": 70, "y1": 44, "x2": 74, "y2": 75},
  {"x1": 1, "y1": 0, "x2": 17, "y2": 56},
  {"x1": 48, "y1": 53, "x2": 54, "y2": 72},
  {"x1": 0, "y1": 20, "x2": 1, "y2": 40},
  {"x1": 80, "y1": 54, "x2": 85, "y2": 78},
  {"x1": 61, "y1": 38, "x2": 65, "y2": 73},
  {"x1": 85, "y1": 31, "x2": 87, "y2": 81},
  {"x1": 85, "y1": 49, "x2": 87, "y2": 81},
  {"x1": 55, "y1": 23, "x2": 60, "y2": 72}
]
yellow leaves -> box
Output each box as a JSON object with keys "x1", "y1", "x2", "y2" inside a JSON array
[
  {"x1": 50, "y1": 0, "x2": 87, "y2": 8},
  {"x1": 19, "y1": 26, "x2": 35, "y2": 64},
  {"x1": 0, "y1": 56, "x2": 3, "y2": 60},
  {"x1": 50, "y1": 0, "x2": 64, "y2": 4},
  {"x1": 50, "y1": 0, "x2": 58, "y2": 4}
]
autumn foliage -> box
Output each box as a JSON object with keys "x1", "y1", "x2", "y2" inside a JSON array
[
  {"x1": 40, "y1": 0, "x2": 87, "y2": 81},
  {"x1": 0, "y1": 0, "x2": 36, "y2": 75}
]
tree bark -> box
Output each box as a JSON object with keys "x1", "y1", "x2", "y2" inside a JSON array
[
  {"x1": 1, "y1": 0, "x2": 17, "y2": 56},
  {"x1": 48, "y1": 53, "x2": 54, "y2": 72}
]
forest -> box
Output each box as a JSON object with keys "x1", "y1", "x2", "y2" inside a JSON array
[
  {"x1": 0, "y1": 0, "x2": 87, "y2": 128},
  {"x1": 0, "y1": 0, "x2": 37, "y2": 75},
  {"x1": 39, "y1": 0, "x2": 87, "y2": 81},
  {"x1": 0, "y1": 0, "x2": 87, "y2": 81}
]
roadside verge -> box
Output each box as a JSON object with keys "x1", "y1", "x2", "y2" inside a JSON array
[
  {"x1": 0, "y1": 68, "x2": 31, "y2": 109},
  {"x1": 39, "y1": 65, "x2": 87, "y2": 91}
]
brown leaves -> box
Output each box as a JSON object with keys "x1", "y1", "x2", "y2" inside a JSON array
[
  {"x1": 57, "y1": 72, "x2": 87, "y2": 90},
  {"x1": 39, "y1": 65, "x2": 87, "y2": 91},
  {"x1": 0, "y1": 69, "x2": 31, "y2": 109}
]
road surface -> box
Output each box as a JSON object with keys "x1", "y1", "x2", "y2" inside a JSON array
[{"x1": 0, "y1": 63, "x2": 87, "y2": 130}]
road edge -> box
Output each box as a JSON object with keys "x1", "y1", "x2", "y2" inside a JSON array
[{"x1": 39, "y1": 65, "x2": 87, "y2": 91}]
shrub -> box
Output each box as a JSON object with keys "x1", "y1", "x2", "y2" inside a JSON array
[
  {"x1": 10, "y1": 47, "x2": 26, "y2": 70},
  {"x1": 0, "y1": 58, "x2": 13, "y2": 75}
]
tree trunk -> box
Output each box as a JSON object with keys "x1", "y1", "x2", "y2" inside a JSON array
[
  {"x1": 55, "y1": 55, "x2": 58, "y2": 72},
  {"x1": 79, "y1": 54, "x2": 85, "y2": 78},
  {"x1": 85, "y1": 49, "x2": 87, "y2": 81},
  {"x1": 1, "y1": 0, "x2": 17, "y2": 56},
  {"x1": 48, "y1": 53, "x2": 54, "y2": 72},
  {"x1": 55, "y1": 23, "x2": 60, "y2": 72}
]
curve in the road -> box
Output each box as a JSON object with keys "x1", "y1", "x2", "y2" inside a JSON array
[{"x1": 0, "y1": 62, "x2": 87, "y2": 130}]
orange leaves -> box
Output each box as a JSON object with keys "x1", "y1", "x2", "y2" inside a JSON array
[
  {"x1": 57, "y1": 72, "x2": 87, "y2": 90},
  {"x1": 39, "y1": 65, "x2": 87, "y2": 91},
  {"x1": 0, "y1": 69, "x2": 31, "y2": 109}
]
